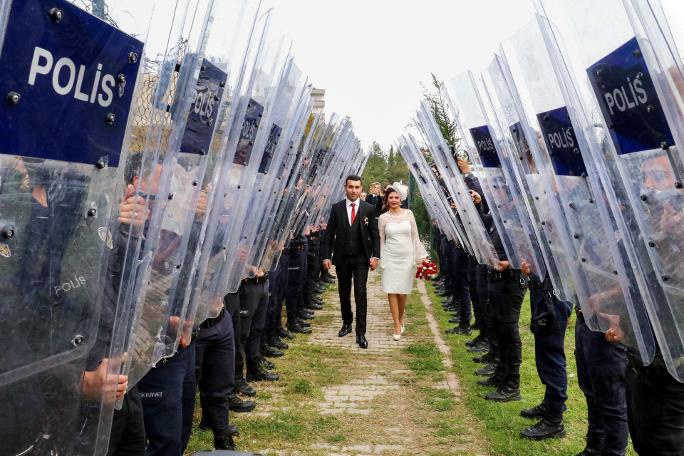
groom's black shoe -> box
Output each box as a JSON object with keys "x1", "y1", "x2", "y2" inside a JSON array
[
  {"x1": 356, "y1": 334, "x2": 368, "y2": 349},
  {"x1": 338, "y1": 324, "x2": 352, "y2": 337}
]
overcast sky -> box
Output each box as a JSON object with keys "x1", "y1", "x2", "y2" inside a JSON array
[
  {"x1": 259, "y1": 0, "x2": 684, "y2": 151},
  {"x1": 260, "y1": 0, "x2": 536, "y2": 150}
]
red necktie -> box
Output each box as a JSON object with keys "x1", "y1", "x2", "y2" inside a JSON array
[{"x1": 350, "y1": 202, "x2": 356, "y2": 224}]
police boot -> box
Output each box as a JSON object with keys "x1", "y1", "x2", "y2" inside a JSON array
[
  {"x1": 214, "y1": 431, "x2": 236, "y2": 450},
  {"x1": 315, "y1": 283, "x2": 326, "y2": 293},
  {"x1": 228, "y1": 393, "x2": 256, "y2": 413},
  {"x1": 247, "y1": 366, "x2": 280, "y2": 382},
  {"x1": 520, "y1": 403, "x2": 547, "y2": 419},
  {"x1": 520, "y1": 418, "x2": 565, "y2": 440},
  {"x1": 312, "y1": 296, "x2": 324, "y2": 305},
  {"x1": 477, "y1": 376, "x2": 499, "y2": 387},
  {"x1": 298, "y1": 309, "x2": 314, "y2": 320},
  {"x1": 467, "y1": 340, "x2": 489, "y2": 353},
  {"x1": 485, "y1": 387, "x2": 521, "y2": 402},
  {"x1": 475, "y1": 363, "x2": 497, "y2": 377},
  {"x1": 279, "y1": 327, "x2": 295, "y2": 340},
  {"x1": 235, "y1": 377, "x2": 257, "y2": 397},
  {"x1": 261, "y1": 344, "x2": 284, "y2": 358},
  {"x1": 306, "y1": 301, "x2": 323, "y2": 310},
  {"x1": 466, "y1": 335, "x2": 483, "y2": 347},
  {"x1": 259, "y1": 357, "x2": 276, "y2": 370},
  {"x1": 269, "y1": 335, "x2": 289, "y2": 350},
  {"x1": 289, "y1": 322, "x2": 311, "y2": 335}
]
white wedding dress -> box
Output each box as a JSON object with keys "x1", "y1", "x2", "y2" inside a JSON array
[{"x1": 379, "y1": 209, "x2": 428, "y2": 294}]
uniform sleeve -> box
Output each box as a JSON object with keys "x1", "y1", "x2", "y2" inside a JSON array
[{"x1": 409, "y1": 210, "x2": 428, "y2": 261}]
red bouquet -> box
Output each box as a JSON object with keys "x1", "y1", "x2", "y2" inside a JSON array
[{"x1": 415, "y1": 259, "x2": 439, "y2": 281}]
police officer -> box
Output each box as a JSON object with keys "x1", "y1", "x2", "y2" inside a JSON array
[
  {"x1": 238, "y1": 271, "x2": 280, "y2": 383},
  {"x1": 470, "y1": 189, "x2": 527, "y2": 402},
  {"x1": 573, "y1": 304, "x2": 628, "y2": 456},
  {"x1": 519, "y1": 274, "x2": 571, "y2": 440},
  {"x1": 445, "y1": 239, "x2": 472, "y2": 335},
  {"x1": 286, "y1": 234, "x2": 312, "y2": 334}
]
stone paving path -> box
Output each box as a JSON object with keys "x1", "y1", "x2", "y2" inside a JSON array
[{"x1": 251, "y1": 269, "x2": 488, "y2": 456}]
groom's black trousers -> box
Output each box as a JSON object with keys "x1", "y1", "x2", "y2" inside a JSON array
[{"x1": 335, "y1": 259, "x2": 369, "y2": 336}]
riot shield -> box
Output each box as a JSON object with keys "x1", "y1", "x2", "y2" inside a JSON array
[
  {"x1": 397, "y1": 134, "x2": 468, "y2": 249},
  {"x1": 500, "y1": 15, "x2": 656, "y2": 365},
  {"x1": 222, "y1": 56, "x2": 307, "y2": 292},
  {"x1": 416, "y1": 101, "x2": 499, "y2": 268},
  {"x1": 447, "y1": 71, "x2": 547, "y2": 279},
  {"x1": 0, "y1": 0, "x2": 152, "y2": 453},
  {"x1": 537, "y1": 0, "x2": 682, "y2": 378},
  {"x1": 173, "y1": 0, "x2": 264, "y2": 347},
  {"x1": 252, "y1": 82, "x2": 313, "y2": 274},
  {"x1": 188, "y1": 9, "x2": 288, "y2": 325},
  {"x1": 481, "y1": 53, "x2": 577, "y2": 302},
  {"x1": 210, "y1": 27, "x2": 292, "y2": 296}
]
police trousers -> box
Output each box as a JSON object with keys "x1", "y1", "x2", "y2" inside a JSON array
[
  {"x1": 107, "y1": 385, "x2": 145, "y2": 456},
  {"x1": 627, "y1": 353, "x2": 684, "y2": 456},
  {"x1": 195, "y1": 309, "x2": 235, "y2": 436},
  {"x1": 238, "y1": 280, "x2": 269, "y2": 374},
  {"x1": 138, "y1": 345, "x2": 196, "y2": 456},
  {"x1": 490, "y1": 271, "x2": 526, "y2": 389},
  {"x1": 529, "y1": 285, "x2": 571, "y2": 419},
  {"x1": 575, "y1": 315, "x2": 628, "y2": 455},
  {"x1": 286, "y1": 248, "x2": 306, "y2": 325}
]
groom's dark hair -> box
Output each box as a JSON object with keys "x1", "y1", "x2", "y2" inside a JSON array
[{"x1": 345, "y1": 175, "x2": 362, "y2": 185}]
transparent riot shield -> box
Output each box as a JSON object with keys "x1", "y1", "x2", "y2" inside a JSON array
[
  {"x1": 397, "y1": 134, "x2": 468, "y2": 250},
  {"x1": 626, "y1": 0, "x2": 684, "y2": 170},
  {"x1": 222, "y1": 56, "x2": 306, "y2": 292},
  {"x1": 416, "y1": 102, "x2": 499, "y2": 268},
  {"x1": 500, "y1": 16, "x2": 656, "y2": 365},
  {"x1": 252, "y1": 83, "x2": 313, "y2": 275},
  {"x1": 447, "y1": 71, "x2": 547, "y2": 279},
  {"x1": 398, "y1": 133, "x2": 471, "y2": 251},
  {"x1": 481, "y1": 53, "x2": 577, "y2": 303},
  {"x1": 89, "y1": 0, "x2": 217, "y2": 450},
  {"x1": 211, "y1": 29, "x2": 292, "y2": 297},
  {"x1": 261, "y1": 114, "x2": 319, "y2": 271},
  {"x1": 0, "y1": 0, "x2": 149, "y2": 453},
  {"x1": 189, "y1": 10, "x2": 287, "y2": 325},
  {"x1": 269, "y1": 113, "x2": 328, "y2": 270},
  {"x1": 536, "y1": 0, "x2": 681, "y2": 377}
]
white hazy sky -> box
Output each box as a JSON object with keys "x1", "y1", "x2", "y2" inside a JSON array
[
  {"x1": 259, "y1": 0, "x2": 684, "y2": 150},
  {"x1": 260, "y1": 0, "x2": 537, "y2": 149}
]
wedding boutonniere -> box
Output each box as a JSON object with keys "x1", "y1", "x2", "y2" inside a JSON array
[{"x1": 363, "y1": 216, "x2": 369, "y2": 226}]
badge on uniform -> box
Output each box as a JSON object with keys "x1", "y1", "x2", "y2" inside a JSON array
[
  {"x1": 0, "y1": 243, "x2": 11, "y2": 258},
  {"x1": 98, "y1": 226, "x2": 114, "y2": 250}
]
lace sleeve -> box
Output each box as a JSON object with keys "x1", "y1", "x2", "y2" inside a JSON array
[{"x1": 408, "y1": 210, "x2": 428, "y2": 261}]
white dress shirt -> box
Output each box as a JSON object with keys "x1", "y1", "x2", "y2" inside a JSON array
[{"x1": 345, "y1": 198, "x2": 359, "y2": 225}]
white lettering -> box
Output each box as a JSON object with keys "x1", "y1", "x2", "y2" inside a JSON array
[
  {"x1": 52, "y1": 57, "x2": 76, "y2": 96},
  {"x1": 25, "y1": 46, "x2": 126, "y2": 108},
  {"x1": 91, "y1": 64, "x2": 103, "y2": 104},
  {"x1": 28, "y1": 47, "x2": 53, "y2": 86},
  {"x1": 74, "y1": 65, "x2": 90, "y2": 102},
  {"x1": 604, "y1": 75, "x2": 650, "y2": 115},
  {"x1": 98, "y1": 74, "x2": 115, "y2": 107}
]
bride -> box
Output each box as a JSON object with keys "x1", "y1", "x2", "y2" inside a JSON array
[{"x1": 378, "y1": 186, "x2": 428, "y2": 341}]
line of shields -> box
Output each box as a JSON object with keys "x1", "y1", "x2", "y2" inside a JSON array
[
  {"x1": 0, "y1": 0, "x2": 367, "y2": 454},
  {"x1": 398, "y1": 0, "x2": 684, "y2": 386}
]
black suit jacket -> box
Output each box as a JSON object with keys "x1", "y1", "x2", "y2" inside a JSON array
[
  {"x1": 321, "y1": 199, "x2": 380, "y2": 265},
  {"x1": 365, "y1": 194, "x2": 383, "y2": 216}
]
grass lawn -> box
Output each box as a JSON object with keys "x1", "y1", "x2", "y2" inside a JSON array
[{"x1": 425, "y1": 282, "x2": 637, "y2": 456}]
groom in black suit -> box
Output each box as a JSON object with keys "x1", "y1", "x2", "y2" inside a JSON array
[{"x1": 321, "y1": 175, "x2": 380, "y2": 349}]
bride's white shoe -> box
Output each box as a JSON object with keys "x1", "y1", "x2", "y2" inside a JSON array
[
  {"x1": 393, "y1": 334, "x2": 401, "y2": 341},
  {"x1": 400, "y1": 324, "x2": 406, "y2": 335}
]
